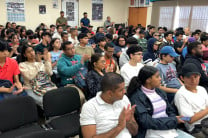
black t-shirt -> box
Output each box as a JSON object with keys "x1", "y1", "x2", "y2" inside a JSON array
[
  {"x1": 94, "y1": 47, "x2": 104, "y2": 55},
  {"x1": 174, "y1": 41, "x2": 183, "y2": 54}
]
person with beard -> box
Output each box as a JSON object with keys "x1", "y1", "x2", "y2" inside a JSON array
[
  {"x1": 143, "y1": 38, "x2": 161, "y2": 62},
  {"x1": 183, "y1": 41, "x2": 208, "y2": 91}
]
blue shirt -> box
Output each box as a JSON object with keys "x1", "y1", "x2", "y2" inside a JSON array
[
  {"x1": 182, "y1": 46, "x2": 187, "y2": 59},
  {"x1": 81, "y1": 18, "x2": 90, "y2": 27}
]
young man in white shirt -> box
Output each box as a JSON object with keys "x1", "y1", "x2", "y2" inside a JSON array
[
  {"x1": 174, "y1": 63, "x2": 208, "y2": 137},
  {"x1": 80, "y1": 73, "x2": 138, "y2": 138},
  {"x1": 121, "y1": 45, "x2": 144, "y2": 87}
]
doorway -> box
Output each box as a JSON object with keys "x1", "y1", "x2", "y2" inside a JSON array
[
  {"x1": 62, "y1": 0, "x2": 79, "y2": 27},
  {"x1": 128, "y1": 7, "x2": 147, "y2": 27}
]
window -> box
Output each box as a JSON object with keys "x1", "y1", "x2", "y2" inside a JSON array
[
  {"x1": 191, "y1": 6, "x2": 208, "y2": 32},
  {"x1": 157, "y1": 5, "x2": 208, "y2": 32},
  {"x1": 178, "y1": 6, "x2": 191, "y2": 28},
  {"x1": 159, "y1": 7, "x2": 174, "y2": 30}
]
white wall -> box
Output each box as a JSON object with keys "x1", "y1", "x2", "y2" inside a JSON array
[
  {"x1": 0, "y1": 0, "x2": 130, "y2": 31},
  {"x1": 146, "y1": 4, "x2": 152, "y2": 27},
  {"x1": 0, "y1": 0, "x2": 61, "y2": 30},
  {"x1": 79, "y1": 0, "x2": 129, "y2": 28}
]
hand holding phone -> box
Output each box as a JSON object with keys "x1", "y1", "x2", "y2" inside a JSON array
[{"x1": 180, "y1": 117, "x2": 191, "y2": 122}]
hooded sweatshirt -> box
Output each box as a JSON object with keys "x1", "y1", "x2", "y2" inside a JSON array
[{"x1": 143, "y1": 38, "x2": 159, "y2": 62}]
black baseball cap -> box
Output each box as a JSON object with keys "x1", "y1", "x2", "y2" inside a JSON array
[{"x1": 182, "y1": 63, "x2": 200, "y2": 77}]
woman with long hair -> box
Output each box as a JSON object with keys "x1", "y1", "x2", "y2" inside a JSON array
[
  {"x1": 127, "y1": 66, "x2": 193, "y2": 138},
  {"x1": 19, "y1": 44, "x2": 53, "y2": 106},
  {"x1": 8, "y1": 33, "x2": 20, "y2": 58},
  {"x1": 48, "y1": 38, "x2": 62, "y2": 74},
  {"x1": 85, "y1": 53, "x2": 105, "y2": 100}
]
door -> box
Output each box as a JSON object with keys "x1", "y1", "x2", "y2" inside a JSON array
[
  {"x1": 62, "y1": 0, "x2": 79, "y2": 27},
  {"x1": 128, "y1": 7, "x2": 147, "y2": 27}
]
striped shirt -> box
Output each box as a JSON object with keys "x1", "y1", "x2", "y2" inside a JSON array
[{"x1": 142, "y1": 86, "x2": 168, "y2": 118}]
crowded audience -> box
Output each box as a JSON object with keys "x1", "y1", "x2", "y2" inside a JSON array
[{"x1": 1, "y1": 12, "x2": 208, "y2": 137}]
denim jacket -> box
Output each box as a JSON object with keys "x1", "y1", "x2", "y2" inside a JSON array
[{"x1": 129, "y1": 88, "x2": 178, "y2": 138}]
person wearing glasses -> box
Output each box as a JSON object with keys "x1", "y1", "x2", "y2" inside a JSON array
[
  {"x1": 85, "y1": 53, "x2": 106, "y2": 100},
  {"x1": 143, "y1": 38, "x2": 161, "y2": 63},
  {"x1": 121, "y1": 45, "x2": 144, "y2": 88},
  {"x1": 57, "y1": 41, "x2": 90, "y2": 87}
]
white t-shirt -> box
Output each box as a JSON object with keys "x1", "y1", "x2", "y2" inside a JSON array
[
  {"x1": 52, "y1": 32, "x2": 62, "y2": 40},
  {"x1": 80, "y1": 92, "x2": 132, "y2": 138},
  {"x1": 121, "y1": 62, "x2": 144, "y2": 87},
  {"x1": 174, "y1": 85, "x2": 208, "y2": 132},
  {"x1": 68, "y1": 36, "x2": 79, "y2": 47}
]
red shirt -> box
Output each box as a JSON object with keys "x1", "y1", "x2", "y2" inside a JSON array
[
  {"x1": 0, "y1": 57, "x2": 20, "y2": 84},
  {"x1": 105, "y1": 58, "x2": 116, "y2": 72}
]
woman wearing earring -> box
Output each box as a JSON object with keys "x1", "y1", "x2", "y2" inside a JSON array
[
  {"x1": 85, "y1": 53, "x2": 106, "y2": 100},
  {"x1": 127, "y1": 66, "x2": 194, "y2": 138}
]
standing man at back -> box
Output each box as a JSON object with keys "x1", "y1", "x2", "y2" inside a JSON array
[
  {"x1": 80, "y1": 12, "x2": 90, "y2": 33},
  {"x1": 56, "y1": 11, "x2": 67, "y2": 30}
]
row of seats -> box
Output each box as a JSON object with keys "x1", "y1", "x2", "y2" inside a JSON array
[{"x1": 0, "y1": 87, "x2": 81, "y2": 138}]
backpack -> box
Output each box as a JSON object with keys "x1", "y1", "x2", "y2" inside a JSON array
[
  {"x1": 73, "y1": 67, "x2": 88, "y2": 90},
  {"x1": 30, "y1": 71, "x2": 57, "y2": 96}
]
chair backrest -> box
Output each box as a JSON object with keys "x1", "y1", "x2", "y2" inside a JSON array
[
  {"x1": 16, "y1": 130, "x2": 65, "y2": 138},
  {"x1": 0, "y1": 96, "x2": 38, "y2": 132},
  {"x1": 43, "y1": 87, "x2": 81, "y2": 117}
]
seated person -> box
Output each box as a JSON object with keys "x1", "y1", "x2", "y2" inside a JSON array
[
  {"x1": 75, "y1": 33, "x2": 94, "y2": 57},
  {"x1": 119, "y1": 37, "x2": 138, "y2": 68},
  {"x1": 19, "y1": 44, "x2": 53, "y2": 106},
  {"x1": 121, "y1": 45, "x2": 143, "y2": 87},
  {"x1": 94, "y1": 37, "x2": 106, "y2": 55},
  {"x1": 114, "y1": 35, "x2": 127, "y2": 60},
  {"x1": 156, "y1": 46, "x2": 183, "y2": 103},
  {"x1": 143, "y1": 38, "x2": 161, "y2": 62},
  {"x1": 174, "y1": 31, "x2": 187, "y2": 55},
  {"x1": 68, "y1": 28, "x2": 79, "y2": 47},
  {"x1": 104, "y1": 42, "x2": 119, "y2": 73},
  {"x1": 80, "y1": 73, "x2": 138, "y2": 138},
  {"x1": 57, "y1": 41, "x2": 89, "y2": 86},
  {"x1": 183, "y1": 42, "x2": 208, "y2": 91},
  {"x1": 86, "y1": 53, "x2": 105, "y2": 100},
  {"x1": 0, "y1": 43, "x2": 25, "y2": 100},
  {"x1": 48, "y1": 38, "x2": 62, "y2": 75},
  {"x1": 52, "y1": 25, "x2": 63, "y2": 40},
  {"x1": 35, "y1": 32, "x2": 51, "y2": 54},
  {"x1": 61, "y1": 32, "x2": 68, "y2": 43},
  {"x1": 138, "y1": 30, "x2": 147, "y2": 53},
  {"x1": 128, "y1": 66, "x2": 194, "y2": 138},
  {"x1": 8, "y1": 33, "x2": 21, "y2": 58},
  {"x1": 175, "y1": 63, "x2": 208, "y2": 137}
]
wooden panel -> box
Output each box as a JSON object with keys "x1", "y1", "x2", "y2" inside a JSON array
[{"x1": 128, "y1": 7, "x2": 147, "y2": 27}]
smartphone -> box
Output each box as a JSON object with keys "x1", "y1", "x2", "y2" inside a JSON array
[{"x1": 180, "y1": 117, "x2": 191, "y2": 122}]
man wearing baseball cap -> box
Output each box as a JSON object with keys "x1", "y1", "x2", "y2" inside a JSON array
[
  {"x1": 156, "y1": 46, "x2": 183, "y2": 103},
  {"x1": 184, "y1": 41, "x2": 208, "y2": 91},
  {"x1": 175, "y1": 63, "x2": 208, "y2": 137}
]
